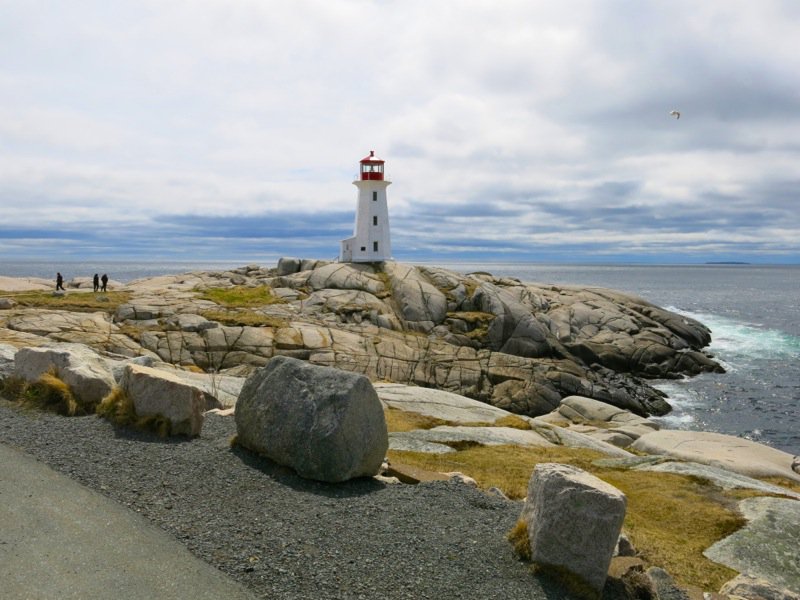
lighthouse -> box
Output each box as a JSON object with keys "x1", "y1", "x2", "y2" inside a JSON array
[{"x1": 339, "y1": 151, "x2": 393, "y2": 262}]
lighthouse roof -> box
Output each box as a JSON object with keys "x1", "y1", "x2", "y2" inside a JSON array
[{"x1": 360, "y1": 150, "x2": 384, "y2": 164}]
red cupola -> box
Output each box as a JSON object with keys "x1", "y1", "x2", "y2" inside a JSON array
[{"x1": 359, "y1": 150, "x2": 385, "y2": 181}]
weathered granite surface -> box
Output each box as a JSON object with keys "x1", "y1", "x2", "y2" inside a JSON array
[
  {"x1": 704, "y1": 497, "x2": 800, "y2": 594},
  {"x1": 0, "y1": 261, "x2": 724, "y2": 421},
  {"x1": 632, "y1": 429, "x2": 800, "y2": 483}
]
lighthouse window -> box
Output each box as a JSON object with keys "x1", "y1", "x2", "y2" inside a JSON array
[
  {"x1": 360, "y1": 246, "x2": 366, "y2": 252},
  {"x1": 373, "y1": 216, "x2": 378, "y2": 226},
  {"x1": 372, "y1": 191, "x2": 377, "y2": 201},
  {"x1": 373, "y1": 242, "x2": 379, "y2": 252}
]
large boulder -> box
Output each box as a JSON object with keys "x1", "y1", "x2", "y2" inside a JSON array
[
  {"x1": 14, "y1": 344, "x2": 115, "y2": 407},
  {"x1": 276, "y1": 257, "x2": 302, "y2": 276},
  {"x1": 235, "y1": 356, "x2": 388, "y2": 483},
  {"x1": 119, "y1": 363, "x2": 206, "y2": 436},
  {"x1": 522, "y1": 463, "x2": 626, "y2": 598},
  {"x1": 0, "y1": 297, "x2": 17, "y2": 310}
]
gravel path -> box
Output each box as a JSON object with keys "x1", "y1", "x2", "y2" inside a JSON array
[{"x1": 0, "y1": 400, "x2": 571, "y2": 599}]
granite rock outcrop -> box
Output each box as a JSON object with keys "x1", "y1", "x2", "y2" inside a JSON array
[{"x1": 0, "y1": 260, "x2": 724, "y2": 423}]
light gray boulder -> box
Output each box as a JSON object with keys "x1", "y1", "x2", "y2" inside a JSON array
[
  {"x1": 164, "y1": 313, "x2": 218, "y2": 332},
  {"x1": 300, "y1": 259, "x2": 319, "y2": 271},
  {"x1": 119, "y1": 363, "x2": 206, "y2": 436},
  {"x1": 522, "y1": 463, "x2": 626, "y2": 598},
  {"x1": 636, "y1": 460, "x2": 800, "y2": 499},
  {"x1": 235, "y1": 356, "x2": 388, "y2": 483},
  {"x1": 704, "y1": 496, "x2": 800, "y2": 594},
  {"x1": 390, "y1": 425, "x2": 554, "y2": 450},
  {"x1": 107, "y1": 355, "x2": 158, "y2": 383},
  {"x1": 542, "y1": 395, "x2": 660, "y2": 448},
  {"x1": 0, "y1": 343, "x2": 18, "y2": 381},
  {"x1": 115, "y1": 303, "x2": 174, "y2": 322},
  {"x1": 0, "y1": 297, "x2": 17, "y2": 309},
  {"x1": 276, "y1": 257, "x2": 302, "y2": 276},
  {"x1": 375, "y1": 382, "x2": 511, "y2": 424},
  {"x1": 632, "y1": 430, "x2": 800, "y2": 483},
  {"x1": 14, "y1": 344, "x2": 115, "y2": 407},
  {"x1": 719, "y1": 574, "x2": 800, "y2": 600},
  {"x1": 645, "y1": 567, "x2": 690, "y2": 600}
]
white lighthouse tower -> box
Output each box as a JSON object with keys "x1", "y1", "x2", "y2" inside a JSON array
[{"x1": 340, "y1": 150, "x2": 392, "y2": 263}]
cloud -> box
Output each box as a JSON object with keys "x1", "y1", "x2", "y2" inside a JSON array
[{"x1": 0, "y1": 0, "x2": 799, "y2": 263}]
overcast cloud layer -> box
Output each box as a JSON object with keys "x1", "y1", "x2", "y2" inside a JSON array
[{"x1": 1, "y1": 0, "x2": 799, "y2": 263}]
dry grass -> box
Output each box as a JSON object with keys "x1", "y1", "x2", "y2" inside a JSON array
[
  {"x1": 383, "y1": 407, "x2": 532, "y2": 433},
  {"x1": 388, "y1": 444, "x2": 604, "y2": 499},
  {"x1": 5, "y1": 290, "x2": 131, "y2": 313},
  {"x1": 446, "y1": 311, "x2": 495, "y2": 324},
  {"x1": 200, "y1": 309, "x2": 287, "y2": 328},
  {"x1": 507, "y1": 518, "x2": 531, "y2": 560},
  {"x1": 601, "y1": 470, "x2": 743, "y2": 590},
  {"x1": 373, "y1": 271, "x2": 393, "y2": 299},
  {"x1": 96, "y1": 386, "x2": 172, "y2": 437},
  {"x1": 384, "y1": 407, "x2": 452, "y2": 432},
  {"x1": 198, "y1": 285, "x2": 285, "y2": 308},
  {"x1": 464, "y1": 415, "x2": 533, "y2": 431},
  {"x1": 388, "y1": 443, "x2": 746, "y2": 590},
  {"x1": 2, "y1": 371, "x2": 91, "y2": 416}
]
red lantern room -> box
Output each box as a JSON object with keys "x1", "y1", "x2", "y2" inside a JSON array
[{"x1": 360, "y1": 150, "x2": 385, "y2": 181}]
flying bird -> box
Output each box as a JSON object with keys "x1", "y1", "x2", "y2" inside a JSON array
[{"x1": 669, "y1": 110, "x2": 681, "y2": 119}]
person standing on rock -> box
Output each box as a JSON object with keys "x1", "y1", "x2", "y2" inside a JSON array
[
  {"x1": 56, "y1": 272, "x2": 64, "y2": 291},
  {"x1": 93, "y1": 273, "x2": 100, "y2": 292},
  {"x1": 101, "y1": 274, "x2": 108, "y2": 292}
]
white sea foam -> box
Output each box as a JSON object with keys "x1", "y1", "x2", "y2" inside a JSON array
[
  {"x1": 651, "y1": 381, "x2": 699, "y2": 428},
  {"x1": 666, "y1": 307, "x2": 800, "y2": 364}
]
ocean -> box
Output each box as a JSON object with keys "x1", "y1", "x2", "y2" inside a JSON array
[{"x1": 3, "y1": 259, "x2": 798, "y2": 454}]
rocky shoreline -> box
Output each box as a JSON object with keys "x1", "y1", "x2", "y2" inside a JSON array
[
  {"x1": 2, "y1": 260, "x2": 799, "y2": 599},
  {"x1": 1, "y1": 259, "x2": 724, "y2": 420}
]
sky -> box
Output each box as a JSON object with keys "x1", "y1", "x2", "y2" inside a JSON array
[{"x1": 2, "y1": 0, "x2": 799, "y2": 264}]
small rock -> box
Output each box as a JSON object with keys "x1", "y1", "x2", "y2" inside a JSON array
[
  {"x1": 719, "y1": 574, "x2": 800, "y2": 600},
  {"x1": 646, "y1": 567, "x2": 690, "y2": 600}
]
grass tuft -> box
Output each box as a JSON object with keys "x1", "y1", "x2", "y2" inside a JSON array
[
  {"x1": 507, "y1": 518, "x2": 531, "y2": 560},
  {"x1": 200, "y1": 309, "x2": 288, "y2": 328},
  {"x1": 97, "y1": 386, "x2": 137, "y2": 424},
  {"x1": 96, "y1": 386, "x2": 172, "y2": 437},
  {"x1": 198, "y1": 285, "x2": 285, "y2": 308},
  {"x1": 2, "y1": 370, "x2": 90, "y2": 416},
  {"x1": 383, "y1": 407, "x2": 451, "y2": 432},
  {"x1": 5, "y1": 290, "x2": 131, "y2": 313}
]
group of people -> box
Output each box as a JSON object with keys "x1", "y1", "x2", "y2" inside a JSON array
[{"x1": 55, "y1": 272, "x2": 108, "y2": 292}]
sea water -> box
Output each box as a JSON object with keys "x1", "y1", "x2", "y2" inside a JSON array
[{"x1": 3, "y1": 259, "x2": 798, "y2": 454}]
